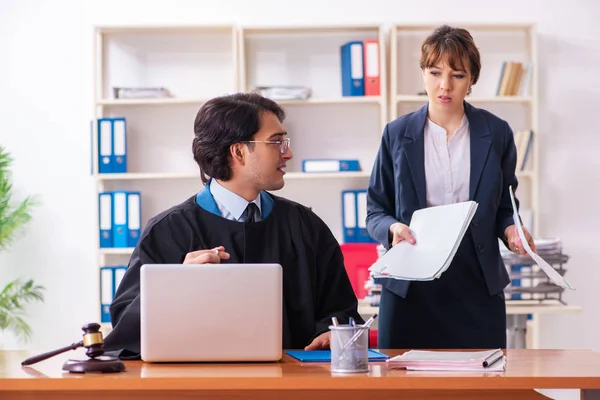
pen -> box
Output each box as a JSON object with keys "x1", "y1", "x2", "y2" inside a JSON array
[
  {"x1": 342, "y1": 314, "x2": 378, "y2": 350},
  {"x1": 331, "y1": 317, "x2": 345, "y2": 349},
  {"x1": 482, "y1": 349, "x2": 504, "y2": 368},
  {"x1": 361, "y1": 314, "x2": 378, "y2": 329}
]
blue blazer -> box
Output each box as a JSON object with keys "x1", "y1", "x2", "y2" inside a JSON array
[{"x1": 366, "y1": 102, "x2": 519, "y2": 298}]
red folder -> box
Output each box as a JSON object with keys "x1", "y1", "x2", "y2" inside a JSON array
[{"x1": 363, "y1": 40, "x2": 380, "y2": 96}]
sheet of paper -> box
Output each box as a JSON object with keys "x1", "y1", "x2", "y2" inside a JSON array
[
  {"x1": 388, "y1": 350, "x2": 506, "y2": 372},
  {"x1": 509, "y1": 186, "x2": 573, "y2": 290},
  {"x1": 405, "y1": 357, "x2": 505, "y2": 372},
  {"x1": 389, "y1": 349, "x2": 500, "y2": 362}
]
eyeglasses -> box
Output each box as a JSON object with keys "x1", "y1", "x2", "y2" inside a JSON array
[{"x1": 242, "y1": 138, "x2": 290, "y2": 154}]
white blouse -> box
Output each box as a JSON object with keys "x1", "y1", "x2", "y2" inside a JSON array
[{"x1": 423, "y1": 115, "x2": 471, "y2": 207}]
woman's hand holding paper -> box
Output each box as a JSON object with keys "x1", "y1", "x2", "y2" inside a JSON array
[{"x1": 389, "y1": 222, "x2": 416, "y2": 247}]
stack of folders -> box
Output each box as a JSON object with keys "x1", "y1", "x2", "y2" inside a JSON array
[
  {"x1": 97, "y1": 118, "x2": 127, "y2": 173},
  {"x1": 99, "y1": 191, "x2": 142, "y2": 248},
  {"x1": 342, "y1": 190, "x2": 377, "y2": 244},
  {"x1": 369, "y1": 201, "x2": 478, "y2": 280},
  {"x1": 100, "y1": 266, "x2": 127, "y2": 323},
  {"x1": 340, "y1": 40, "x2": 380, "y2": 96},
  {"x1": 388, "y1": 349, "x2": 506, "y2": 372}
]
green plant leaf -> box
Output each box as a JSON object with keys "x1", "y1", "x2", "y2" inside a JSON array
[
  {"x1": 0, "y1": 146, "x2": 40, "y2": 251},
  {"x1": 0, "y1": 279, "x2": 45, "y2": 342},
  {"x1": 0, "y1": 146, "x2": 42, "y2": 343}
]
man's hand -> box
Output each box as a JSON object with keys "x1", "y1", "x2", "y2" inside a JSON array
[
  {"x1": 504, "y1": 225, "x2": 536, "y2": 255},
  {"x1": 304, "y1": 331, "x2": 331, "y2": 350},
  {"x1": 183, "y1": 246, "x2": 230, "y2": 264},
  {"x1": 389, "y1": 222, "x2": 416, "y2": 247}
]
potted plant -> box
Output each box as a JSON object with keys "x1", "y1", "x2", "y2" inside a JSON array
[{"x1": 0, "y1": 146, "x2": 44, "y2": 344}]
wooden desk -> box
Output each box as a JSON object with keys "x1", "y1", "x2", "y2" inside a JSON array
[{"x1": 2, "y1": 349, "x2": 600, "y2": 400}]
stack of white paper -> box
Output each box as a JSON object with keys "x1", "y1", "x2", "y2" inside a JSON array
[
  {"x1": 388, "y1": 349, "x2": 506, "y2": 372},
  {"x1": 369, "y1": 201, "x2": 478, "y2": 281}
]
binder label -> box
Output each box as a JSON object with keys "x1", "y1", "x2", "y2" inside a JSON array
[
  {"x1": 100, "y1": 120, "x2": 112, "y2": 165},
  {"x1": 114, "y1": 192, "x2": 127, "y2": 225},
  {"x1": 113, "y1": 120, "x2": 126, "y2": 157},
  {"x1": 365, "y1": 42, "x2": 379, "y2": 77},
  {"x1": 100, "y1": 194, "x2": 112, "y2": 230},
  {"x1": 350, "y1": 43, "x2": 364, "y2": 79},
  {"x1": 128, "y1": 194, "x2": 141, "y2": 230}
]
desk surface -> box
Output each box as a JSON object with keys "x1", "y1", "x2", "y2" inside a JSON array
[{"x1": 2, "y1": 349, "x2": 600, "y2": 392}]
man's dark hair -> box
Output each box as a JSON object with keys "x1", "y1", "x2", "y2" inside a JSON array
[{"x1": 192, "y1": 92, "x2": 286, "y2": 184}]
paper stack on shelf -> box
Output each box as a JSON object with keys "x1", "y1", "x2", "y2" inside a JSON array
[
  {"x1": 501, "y1": 237, "x2": 563, "y2": 260},
  {"x1": 253, "y1": 86, "x2": 311, "y2": 100},
  {"x1": 113, "y1": 87, "x2": 171, "y2": 99}
]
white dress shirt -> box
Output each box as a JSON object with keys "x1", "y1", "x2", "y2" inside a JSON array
[
  {"x1": 209, "y1": 179, "x2": 262, "y2": 222},
  {"x1": 424, "y1": 115, "x2": 471, "y2": 207}
]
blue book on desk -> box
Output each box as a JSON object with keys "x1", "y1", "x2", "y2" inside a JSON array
[{"x1": 286, "y1": 350, "x2": 388, "y2": 362}]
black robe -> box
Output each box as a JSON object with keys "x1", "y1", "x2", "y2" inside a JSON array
[{"x1": 103, "y1": 194, "x2": 363, "y2": 358}]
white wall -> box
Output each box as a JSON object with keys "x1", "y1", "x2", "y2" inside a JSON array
[{"x1": 0, "y1": 0, "x2": 599, "y2": 352}]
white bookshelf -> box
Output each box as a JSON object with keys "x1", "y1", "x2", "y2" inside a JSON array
[
  {"x1": 97, "y1": 98, "x2": 209, "y2": 106},
  {"x1": 90, "y1": 23, "x2": 540, "y2": 329},
  {"x1": 99, "y1": 248, "x2": 135, "y2": 256},
  {"x1": 92, "y1": 25, "x2": 239, "y2": 325},
  {"x1": 239, "y1": 25, "x2": 386, "y2": 241},
  {"x1": 390, "y1": 23, "x2": 539, "y2": 235},
  {"x1": 97, "y1": 173, "x2": 199, "y2": 181},
  {"x1": 91, "y1": 24, "x2": 386, "y2": 325},
  {"x1": 96, "y1": 171, "x2": 371, "y2": 181},
  {"x1": 240, "y1": 24, "x2": 387, "y2": 132},
  {"x1": 277, "y1": 97, "x2": 384, "y2": 106}
]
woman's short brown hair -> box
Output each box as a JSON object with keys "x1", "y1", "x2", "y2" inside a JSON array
[{"x1": 420, "y1": 25, "x2": 481, "y2": 85}]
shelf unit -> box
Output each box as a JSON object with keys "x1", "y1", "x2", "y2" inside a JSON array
[
  {"x1": 390, "y1": 23, "x2": 539, "y2": 235},
  {"x1": 239, "y1": 24, "x2": 387, "y2": 242},
  {"x1": 90, "y1": 23, "x2": 540, "y2": 329},
  {"x1": 96, "y1": 98, "x2": 210, "y2": 106},
  {"x1": 96, "y1": 171, "x2": 371, "y2": 181},
  {"x1": 92, "y1": 25, "x2": 239, "y2": 329}
]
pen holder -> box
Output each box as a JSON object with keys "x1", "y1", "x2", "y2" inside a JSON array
[{"x1": 329, "y1": 325, "x2": 369, "y2": 373}]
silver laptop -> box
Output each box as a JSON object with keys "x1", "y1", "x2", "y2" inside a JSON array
[{"x1": 140, "y1": 263, "x2": 282, "y2": 362}]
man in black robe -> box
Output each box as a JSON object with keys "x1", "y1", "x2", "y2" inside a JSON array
[{"x1": 103, "y1": 92, "x2": 364, "y2": 358}]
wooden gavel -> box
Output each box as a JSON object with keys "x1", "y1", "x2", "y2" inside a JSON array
[{"x1": 21, "y1": 323, "x2": 125, "y2": 373}]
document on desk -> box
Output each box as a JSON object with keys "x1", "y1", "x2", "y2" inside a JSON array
[
  {"x1": 388, "y1": 349, "x2": 506, "y2": 372},
  {"x1": 369, "y1": 201, "x2": 478, "y2": 281},
  {"x1": 509, "y1": 186, "x2": 573, "y2": 290},
  {"x1": 285, "y1": 350, "x2": 389, "y2": 362}
]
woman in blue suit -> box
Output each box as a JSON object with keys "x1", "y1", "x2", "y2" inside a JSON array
[{"x1": 366, "y1": 25, "x2": 536, "y2": 349}]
